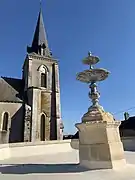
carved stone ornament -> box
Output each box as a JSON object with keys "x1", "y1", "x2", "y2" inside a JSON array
[
  {"x1": 76, "y1": 68, "x2": 110, "y2": 83},
  {"x1": 28, "y1": 53, "x2": 57, "y2": 63},
  {"x1": 24, "y1": 105, "x2": 31, "y2": 142},
  {"x1": 76, "y1": 52, "x2": 111, "y2": 121},
  {"x1": 82, "y1": 106, "x2": 115, "y2": 122},
  {"x1": 82, "y1": 54, "x2": 100, "y2": 65}
]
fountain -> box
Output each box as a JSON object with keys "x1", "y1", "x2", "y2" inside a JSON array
[
  {"x1": 75, "y1": 52, "x2": 126, "y2": 170},
  {"x1": 76, "y1": 51, "x2": 110, "y2": 122}
]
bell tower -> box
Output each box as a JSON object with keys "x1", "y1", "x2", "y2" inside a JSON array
[{"x1": 22, "y1": 7, "x2": 63, "y2": 142}]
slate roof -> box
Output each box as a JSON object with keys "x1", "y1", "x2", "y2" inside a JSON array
[
  {"x1": 120, "y1": 116, "x2": 135, "y2": 130},
  {"x1": 27, "y1": 8, "x2": 51, "y2": 57},
  {"x1": 0, "y1": 77, "x2": 24, "y2": 103}
]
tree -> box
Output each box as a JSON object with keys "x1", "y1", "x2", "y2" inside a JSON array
[{"x1": 124, "y1": 112, "x2": 129, "y2": 120}]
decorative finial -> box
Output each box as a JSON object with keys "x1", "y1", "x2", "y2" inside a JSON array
[
  {"x1": 77, "y1": 52, "x2": 110, "y2": 111},
  {"x1": 88, "y1": 51, "x2": 92, "y2": 57}
]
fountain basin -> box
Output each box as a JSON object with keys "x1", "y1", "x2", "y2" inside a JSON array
[
  {"x1": 76, "y1": 68, "x2": 110, "y2": 83},
  {"x1": 82, "y1": 55, "x2": 100, "y2": 65}
]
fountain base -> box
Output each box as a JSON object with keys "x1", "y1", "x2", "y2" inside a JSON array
[
  {"x1": 82, "y1": 106, "x2": 115, "y2": 122},
  {"x1": 76, "y1": 112, "x2": 126, "y2": 170}
]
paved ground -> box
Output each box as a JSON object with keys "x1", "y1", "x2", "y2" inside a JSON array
[{"x1": 0, "y1": 149, "x2": 135, "y2": 180}]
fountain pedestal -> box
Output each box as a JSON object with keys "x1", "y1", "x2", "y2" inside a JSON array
[
  {"x1": 76, "y1": 52, "x2": 126, "y2": 170},
  {"x1": 76, "y1": 107, "x2": 126, "y2": 169}
]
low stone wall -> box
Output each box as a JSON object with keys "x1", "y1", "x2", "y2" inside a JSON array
[
  {"x1": 0, "y1": 140, "x2": 72, "y2": 160},
  {"x1": 122, "y1": 137, "x2": 135, "y2": 151},
  {"x1": 1, "y1": 137, "x2": 135, "y2": 161},
  {"x1": 0, "y1": 144, "x2": 10, "y2": 160},
  {"x1": 70, "y1": 137, "x2": 135, "y2": 151}
]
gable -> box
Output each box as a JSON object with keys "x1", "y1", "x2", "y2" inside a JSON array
[{"x1": 0, "y1": 77, "x2": 24, "y2": 103}]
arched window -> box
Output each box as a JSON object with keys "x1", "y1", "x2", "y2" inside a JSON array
[
  {"x1": 41, "y1": 73, "x2": 47, "y2": 88},
  {"x1": 2, "y1": 112, "x2": 9, "y2": 131},
  {"x1": 40, "y1": 114, "x2": 46, "y2": 141},
  {"x1": 38, "y1": 65, "x2": 48, "y2": 88}
]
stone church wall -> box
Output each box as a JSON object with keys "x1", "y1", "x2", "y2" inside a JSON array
[
  {"x1": 24, "y1": 54, "x2": 63, "y2": 141},
  {"x1": 30, "y1": 58, "x2": 52, "y2": 89},
  {"x1": 41, "y1": 91, "x2": 51, "y2": 140},
  {"x1": 31, "y1": 89, "x2": 41, "y2": 142},
  {"x1": 0, "y1": 102, "x2": 24, "y2": 144}
]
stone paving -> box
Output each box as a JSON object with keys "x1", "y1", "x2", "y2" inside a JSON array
[{"x1": 0, "y1": 149, "x2": 135, "y2": 180}]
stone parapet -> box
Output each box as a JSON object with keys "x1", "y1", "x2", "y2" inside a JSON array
[{"x1": 0, "y1": 140, "x2": 72, "y2": 160}]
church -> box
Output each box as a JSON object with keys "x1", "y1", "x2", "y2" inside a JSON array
[{"x1": 0, "y1": 8, "x2": 64, "y2": 144}]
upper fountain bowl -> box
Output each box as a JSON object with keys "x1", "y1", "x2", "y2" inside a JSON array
[
  {"x1": 76, "y1": 68, "x2": 110, "y2": 83},
  {"x1": 82, "y1": 52, "x2": 100, "y2": 65}
]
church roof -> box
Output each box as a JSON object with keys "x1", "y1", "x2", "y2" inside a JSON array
[
  {"x1": 0, "y1": 77, "x2": 24, "y2": 103},
  {"x1": 27, "y1": 8, "x2": 51, "y2": 57},
  {"x1": 120, "y1": 117, "x2": 135, "y2": 130}
]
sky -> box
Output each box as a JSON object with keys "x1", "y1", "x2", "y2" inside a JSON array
[{"x1": 0, "y1": 0, "x2": 135, "y2": 134}]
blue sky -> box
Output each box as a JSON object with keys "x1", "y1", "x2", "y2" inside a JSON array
[{"x1": 0, "y1": 0, "x2": 135, "y2": 134}]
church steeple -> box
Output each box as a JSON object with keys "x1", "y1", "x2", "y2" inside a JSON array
[{"x1": 27, "y1": 6, "x2": 51, "y2": 57}]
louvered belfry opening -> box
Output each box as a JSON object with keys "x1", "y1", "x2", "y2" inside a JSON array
[{"x1": 41, "y1": 73, "x2": 47, "y2": 88}]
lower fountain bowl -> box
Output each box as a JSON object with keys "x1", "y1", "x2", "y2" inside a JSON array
[{"x1": 76, "y1": 68, "x2": 110, "y2": 83}]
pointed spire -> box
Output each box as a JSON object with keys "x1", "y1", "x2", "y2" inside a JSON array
[{"x1": 27, "y1": 4, "x2": 51, "y2": 57}]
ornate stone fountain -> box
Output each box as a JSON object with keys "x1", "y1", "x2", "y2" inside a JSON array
[
  {"x1": 76, "y1": 52, "x2": 111, "y2": 122},
  {"x1": 75, "y1": 52, "x2": 126, "y2": 170}
]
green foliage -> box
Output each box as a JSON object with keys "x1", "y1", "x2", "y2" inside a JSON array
[{"x1": 124, "y1": 112, "x2": 129, "y2": 120}]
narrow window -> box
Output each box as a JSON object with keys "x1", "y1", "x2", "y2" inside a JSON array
[
  {"x1": 2, "y1": 112, "x2": 9, "y2": 131},
  {"x1": 41, "y1": 73, "x2": 47, "y2": 88},
  {"x1": 40, "y1": 114, "x2": 45, "y2": 141}
]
